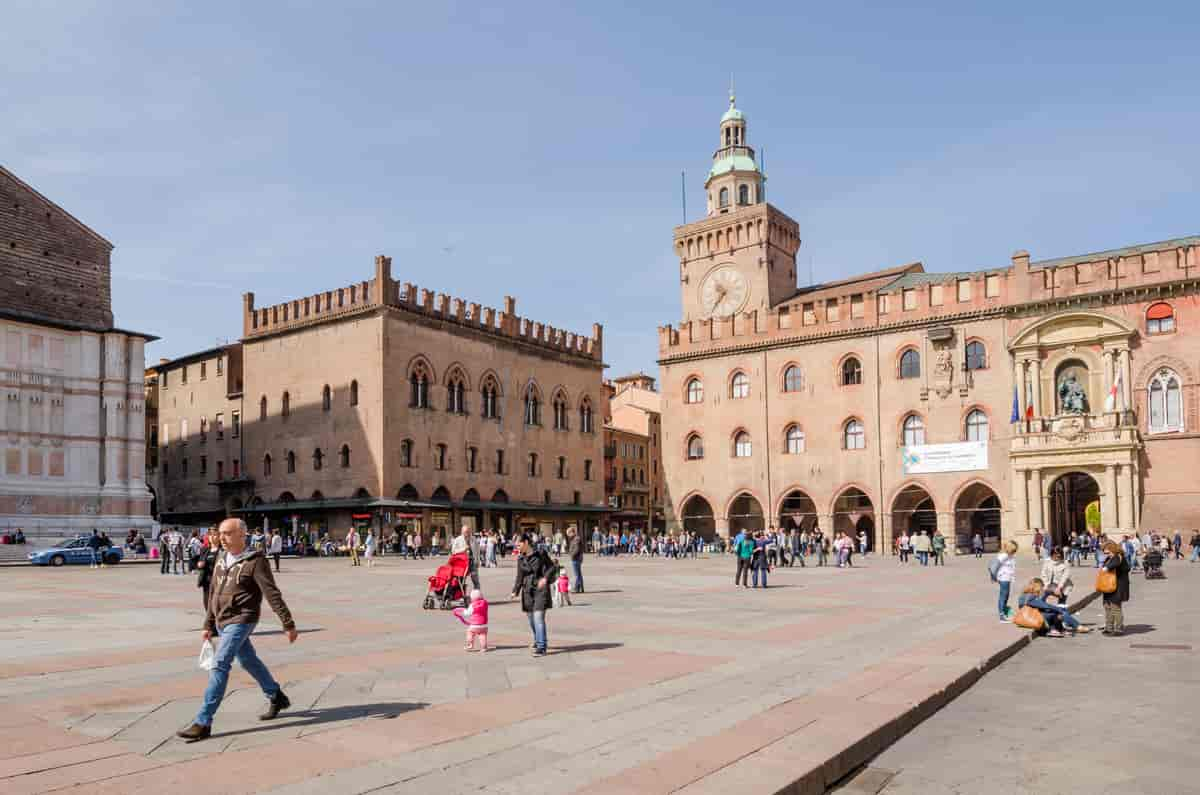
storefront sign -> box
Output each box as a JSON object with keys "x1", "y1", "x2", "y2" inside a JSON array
[{"x1": 902, "y1": 441, "x2": 987, "y2": 474}]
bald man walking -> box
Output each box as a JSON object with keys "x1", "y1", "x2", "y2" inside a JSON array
[{"x1": 177, "y1": 518, "x2": 298, "y2": 742}]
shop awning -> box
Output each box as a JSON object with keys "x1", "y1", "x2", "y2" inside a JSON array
[
  {"x1": 1138, "y1": 493, "x2": 1198, "y2": 530},
  {"x1": 233, "y1": 497, "x2": 611, "y2": 516}
]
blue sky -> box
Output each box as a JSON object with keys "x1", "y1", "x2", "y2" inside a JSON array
[{"x1": 5, "y1": 2, "x2": 1199, "y2": 377}]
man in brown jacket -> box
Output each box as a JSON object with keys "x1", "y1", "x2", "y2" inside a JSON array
[{"x1": 177, "y1": 518, "x2": 298, "y2": 742}]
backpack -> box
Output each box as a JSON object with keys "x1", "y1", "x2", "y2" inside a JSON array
[{"x1": 987, "y1": 555, "x2": 1002, "y2": 582}]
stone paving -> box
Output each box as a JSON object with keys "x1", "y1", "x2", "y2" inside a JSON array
[
  {"x1": 0, "y1": 551, "x2": 1101, "y2": 794},
  {"x1": 842, "y1": 560, "x2": 1200, "y2": 795}
]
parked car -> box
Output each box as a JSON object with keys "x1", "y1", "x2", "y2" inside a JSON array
[{"x1": 28, "y1": 537, "x2": 123, "y2": 566}]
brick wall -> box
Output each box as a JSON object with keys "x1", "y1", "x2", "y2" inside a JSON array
[{"x1": 0, "y1": 167, "x2": 113, "y2": 331}]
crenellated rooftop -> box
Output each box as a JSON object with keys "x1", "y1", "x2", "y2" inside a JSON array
[
  {"x1": 242, "y1": 255, "x2": 603, "y2": 363},
  {"x1": 659, "y1": 235, "x2": 1200, "y2": 362}
]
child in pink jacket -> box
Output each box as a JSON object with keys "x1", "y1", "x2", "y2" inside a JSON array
[{"x1": 453, "y1": 589, "x2": 489, "y2": 652}]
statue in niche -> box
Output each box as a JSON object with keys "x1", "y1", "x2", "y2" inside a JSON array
[{"x1": 1058, "y1": 374, "x2": 1088, "y2": 414}]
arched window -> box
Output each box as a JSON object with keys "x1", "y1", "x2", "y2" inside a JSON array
[
  {"x1": 965, "y1": 341, "x2": 987, "y2": 371},
  {"x1": 524, "y1": 385, "x2": 541, "y2": 426},
  {"x1": 339, "y1": 444, "x2": 350, "y2": 468},
  {"x1": 553, "y1": 392, "x2": 568, "y2": 430},
  {"x1": 578, "y1": 398, "x2": 594, "y2": 433},
  {"x1": 1148, "y1": 369, "x2": 1183, "y2": 433},
  {"x1": 686, "y1": 434, "x2": 704, "y2": 460},
  {"x1": 1147, "y1": 302, "x2": 1175, "y2": 335},
  {"x1": 730, "y1": 371, "x2": 750, "y2": 399},
  {"x1": 435, "y1": 444, "x2": 446, "y2": 470},
  {"x1": 842, "y1": 357, "x2": 862, "y2": 386},
  {"x1": 262, "y1": 453, "x2": 272, "y2": 477},
  {"x1": 843, "y1": 419, "x2": 865, "y2": 450},
  {"x1": 481, "y1": 375, "x2": 500, "y2": 419},
  {"x1": 737, "y1": 184, "x2": 749, "y2": 205},
  {"x1": 312, "y1": 448, "x2": 323, "y2": 471},
  {"x1": 733, "y1": 431, "x2": 752, "y2": 458},
  {"x1": 349, "y1": 379, "x2": 359, "y2": 406},
  {"x1": 686, "y1": 378, "x2": 704, "y2": 404},
  {"x1": 259, "y1": 395, "x2": 267, "y2": 420},
  {"x1": 281, "y1": 391, "x2": 290, "y2": 417},
  {"x1": 286, "y1": 450, "x2": 296, "y2": 474},
  {"x1": 400, "y1": 439, "x2": 413, "y2": 467},
  {"x1": 719, "y1": 187, "x2": 729, "y2": 208},
  {"x1": 785, "y1": 425, "x2": 805, "y2": 454},
  {"x1": 409, "y1": 362, "x2": 431, "y2": 408},
  {"x1": 899, "y1": 349, "x2": 921, "y2": 379},
  {"x1": 902, "y1": 414, "x2": 926, "y2": 446},
  {"x1": 783, "y1": 365, "x2": 803, "y2": 392},
  {"x1": 322, "y1": 385, "x2": 331, "y2": 411},
  {"x1": 446, "y1": 372, "x2": 466, "y2": 414},
  {"x1": 527, "y1": 452, "x2": 538, "y2": 477},
  {"x1": 965, "y1": 408, "x2": 989, "y2": 441}
]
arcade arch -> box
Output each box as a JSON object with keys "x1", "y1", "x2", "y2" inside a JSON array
[
  {"x1": 954, "y1": 482, "x2": 1002, "y2": 553},
  {"x1": 890, "y1": 483, "x2": 936, "y2": 542},
  {"x1": 680, "y1": 494, "x2": 716, "y2": 541},
  {"x1": 727, "y1": 492, "x2": 765, "y2": 535},
  {"x1": 831, "y1": 486, "x2": 874, "y2": 544},
  {"x1": 777, "y1": 489, "x2": 818, "y2": 533}
]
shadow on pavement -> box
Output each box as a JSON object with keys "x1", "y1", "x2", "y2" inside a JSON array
[
  {"x1": 253, "y1": 628, "x2": 325, "y2": 637},
  {"x1": 208, "y1": 701, "x2": 428, "y2": 739},
  {"x1": 550, "y1": 642, "x2": 623, "y2": 654},
  {"x1": 1120, "y1": 623, "x2": 1155, "y2": 635}
]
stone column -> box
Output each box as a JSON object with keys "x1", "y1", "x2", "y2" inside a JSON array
[
  {"x1": 715, "y1": 516, "x2": 730, "y2": 539},
  {"x1": 1102, "y1": 464, "x2": 1118, "y2": 534},
  {"x1": 1119, "y1": 464, "x2": 1135, "y2": 534},
  {"x1": 1129, "y1": 464, "x2": 1141, "y2": 531},
  {"x1": 1103, "y1": 350, "x2": 1114, "y2": 409},
  {"x1": 1028, "y1": 468, "x2": 1044, "y2": 532},
  {"x1": 1015, "y1": 359, "x2": 1027, "y2": 420},
  {"x1": 1030, "y1": 358, "x2": 1043, "y2": 417},
  {"x1": 877, "y1": 513, "x2": 890, "y2": 556},
  {"x1": 936, "y1": 511, "x2": 954, "y2": 555},
  {"x1": 1011, "y1": 468, "x2": 1029, "y2": 538},
  {"x1": 1119, "y1": 348, "x2": 1132, "y2": 412}
]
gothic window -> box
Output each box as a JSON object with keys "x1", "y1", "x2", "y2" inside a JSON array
[
  {"x1": 785, "y1": 425, "x2": 805, "y2": 454},
  {"x1": 686, "y1": 378, "x2": 704, "y2": 404},
  {"x1": 312, "y1": 448, "x2": 323, "y2": 471},
  {"x1": 579, "y1": 398, "x2": 594, "y2": 433},
  {"x1": 902, "y1": 414, "x2": 926, "y2": 446},
  {"x1": 965, "y1": 341, "x2": 987, "y2": 371},
  {"x1": 842, "y1": 357, "x2": 862, "y2": 386},
  {"x1": 1147, "y1": 302, "x2": 1175, "y2": 335},
  {"x1": 481, "y1": 375, "x2": 500, "y2": 419},
  {"x1": 350, "y1": 379, "x2": 359, "y2": 406},
  {"x1": 553, "y1": 392, "x2": 569, "y2": 430},
  {"x1": 409, "y1": 361, "x2": 431, "y2": 408},
  {"x1": 524, "y1": 384, "x2": 541, "y2": 426},
  {"x1": 730, "y1": 371, "x2": 749, "y2": 399},
  {"x1": 340, "y1": 444, "x2": 351, "y2": 468},
  {"x1": 263, "y1": 453, "x2": 272, "y2": 477},
  {"x1": 733, "y1": 431, "x2": 752, "y2": 458},
  {"x1": 322, "y1": 385, "x2": 331, "y2": 411},
  {"x1": 686, "y1": 434, "x2": 704, "y2": 460},
  {"x1": 447, "y1": 372, "x2": 466, "y2": 414},
  {"x1": 1148, "y1": 369, "x2": 1183, "y2": 433},
  {"x1": 259, "y1": 395, "x2": 267, "y2": 420},
  {"x1": 783, "y1": 365, "x2": 803, "y2": 392},
  {"x1": 400, "y1": 439, "x2": 413, "y2": 467},
  {"x1": 899, "y1": 349, "x2": 921, "y2": 379},
  {"x1": 719, "y1": 187, "x2": 729, "y2": 208},
  {"x1": 286, "y1": 450, "x2": 296, "y2": 474},
  {"x1": 281, "y1": 391, "x2": 290, "y2": 417},
  {"x1": 843, "y1": 419, "x2": 865, "y2": 450},
  {"x1": 965, "y1": 408, "x2": 989, "y2": 441}
]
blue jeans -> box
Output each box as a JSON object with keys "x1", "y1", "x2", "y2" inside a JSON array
[
  {"x1": 527, "y1": 610, "x2": 547, "y2": 652},
  {"x1": 917, "y1": 551, "x2": 929, "y2": 566},
  {"x1": 752, "y1": 564, "x2": 768, "y2": 588},
  {"x1": 571, "y1": 558, "x2": 583, "y2": 593},
  {"x1": 1191, "y1": 546, "x2": 1200, "y2": 562},
  {"x1": 998, "y1": 581, "x2": 1011, "y2": 619},
  {"x1": 195, "y1": 623, "x2": 280, "y2": 727}
]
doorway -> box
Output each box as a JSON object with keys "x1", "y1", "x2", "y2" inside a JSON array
[{"x1": 1048, "y1": 472, "x2": 1099, "y2": 549}]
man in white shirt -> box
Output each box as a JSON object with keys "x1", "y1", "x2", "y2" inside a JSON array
[
  {"x1": 268, "y1": 531, "x2": 283, "y2": 572},
  {"x1": 346, "y1": 527, "x2": 361, "y2": 567},
  {"x1": 451, "y1": 525, "x2": 481, "y2": 589}
]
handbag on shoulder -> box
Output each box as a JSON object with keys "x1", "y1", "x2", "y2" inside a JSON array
[
  {"x1": 1013, "y1": 605, "x2": 1045, "y2": 630},
  {"x1": 1096, "y1": 569, "x2": 1117, "y2": 594}
]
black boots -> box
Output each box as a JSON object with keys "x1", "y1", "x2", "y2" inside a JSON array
[
  {"x1": 259, "y1": 690, "x2": 291, "y2": 720},
  {"x1": 176, "y1": 723, "x2": 211, "y2": 742}
]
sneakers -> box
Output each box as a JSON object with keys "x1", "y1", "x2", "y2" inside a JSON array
[
  {"x1": 176, "y1": 723, "x2": 211, "y2": 742},
  {"x1": 259, "y1": 690, "x2": 291, "y2": 721},
  {"x1": 531, "y1": 648, "x2": 547, "y2": 657}
]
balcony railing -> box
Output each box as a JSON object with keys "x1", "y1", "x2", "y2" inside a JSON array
[
  {"x1": 1010, "y1": 412, "x2": 1140, "y2": 451},
  {"x1": 603, "y1": 445, "x2": 617, "y2": 458}
]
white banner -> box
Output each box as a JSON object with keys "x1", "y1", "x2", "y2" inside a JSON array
[{"x1": 902, "y1": 441, "x2": 988, "y2": 475}]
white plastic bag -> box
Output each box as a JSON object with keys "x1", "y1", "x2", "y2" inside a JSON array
[{"x1": 197, "y1": 639, "x2": 216, "y2": 671}]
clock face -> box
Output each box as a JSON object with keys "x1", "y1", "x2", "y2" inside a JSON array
[{"x1": 700, "y1": 266, "x2": 749, "y2": 318}]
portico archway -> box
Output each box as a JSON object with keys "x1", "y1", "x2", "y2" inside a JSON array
[
  {"x1": 832, "y1": 487, "x2": 873, "y2": 542},
  {"x1": 954, "y1": 483, "x2": 1002, "y2": 553},
  {"x1": 681, "y1": 495, "x2": 716, "y2": 541},
  {"x1": 1048, "y1": 472, "x2": 1099, "y2": 550},
  {"x1": 891, "y1": 484, "x2": 937, "y2": 543},
  {"x1": 777, "y1": 489, "x2": 818, "y2": 533},
  {"x1": 727, "y1": 492, "x2": 764, "y2": 535}
]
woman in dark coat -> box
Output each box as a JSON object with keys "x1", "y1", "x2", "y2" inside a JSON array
[
  {"x1": 509, "y1": 533, "x2": 558, "y2": 657},
  {"x1": 1100, "y1": 540, "x2": 1131, "y2": 636},
  {"x1": 196, "y1": 529, "x2": 222, "y2": 611}
]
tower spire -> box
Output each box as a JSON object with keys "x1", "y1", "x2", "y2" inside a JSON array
[{"x1": 729, "y1": 73, "x2": 735, "y2": 108}]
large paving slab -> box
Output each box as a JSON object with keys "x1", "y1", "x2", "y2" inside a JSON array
[{"x1": 0, "y1": 550, "x2": 1123, "y2": 793}]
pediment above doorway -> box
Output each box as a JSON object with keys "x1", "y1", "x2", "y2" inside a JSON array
[{"x1": 1009, "y1": 310, "x2": 1135, "y2": 352}]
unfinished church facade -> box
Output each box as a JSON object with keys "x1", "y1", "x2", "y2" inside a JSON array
[
  {"x1": 150, "y1": 256, "x2": 607, "y2": 542},
  {"x1": 659, "y1": 94, "x2": 1200, "y2": 553}
]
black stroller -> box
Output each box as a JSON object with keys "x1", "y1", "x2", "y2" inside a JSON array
[{"x1": 1143, "y1": 549, "x2": 1166, "y2": 580}]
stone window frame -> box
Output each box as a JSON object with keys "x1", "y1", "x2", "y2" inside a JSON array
[
  {"x1": 684, "y1": 376, "x2": 704, "y2": 404},
  {"x1": 897, "y1": 347, "x2": 921, "y2": 380},
  {"x1": 523, "y1": 381, "x2": 543, "y2": 427},
  {"x1": 784, "y1": 423, "x2": 805, "y2": 454},
  {"x1": 732, "y1": 428, "x2": 752, "y2": 458},
  {"x1": 839, "y1": 354, "x2": 864, "y2": 387},
  {"x1": 729, "y1": 370, "x2": 750, "y2": 400},
  {"x1": 685, "y1": 432, "x2": 704, "y2": 461},
  {"x1": 964, "y1": 339, "x2": 988, "y2": 371},
  {"x1": 842, "y1": 417, "x2": 866, "y2": 450},
  {"x1": 900, "y1": 412, "x2": 926, "y2": 447},
  {"x1": 781, "y1": 363, "x2": 804, "y2": 393},
  {"x1": 1147, "y1": 368, "x2": 1184, "y2": 434},
  {"x1": 964, "y1": 406, "x2": 990, "y2": 442},
  {"x1": 1146, "y1": 302, "x2": 1176, "y2": 336}
]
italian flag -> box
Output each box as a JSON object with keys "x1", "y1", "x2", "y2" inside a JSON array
[{"x1": 1104, "y1": 367, "x2": 1124, "y2": 412}]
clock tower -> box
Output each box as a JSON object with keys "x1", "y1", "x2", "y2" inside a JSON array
[{"x1": 673, "y1": 91, "x2": 801, "y2": 323}]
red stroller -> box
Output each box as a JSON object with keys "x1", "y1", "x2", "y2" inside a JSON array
[{"x1": 423, "y1": 551, "x2": 470, "y2": 610}]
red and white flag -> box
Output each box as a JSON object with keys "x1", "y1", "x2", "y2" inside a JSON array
[{"x1": 1104, "y1": 368, "x2": 1124, "y2": 412}]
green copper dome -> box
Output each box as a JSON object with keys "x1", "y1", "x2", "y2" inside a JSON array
[
  {"x1": 708, "y1": 153, "x2": 758, "y2": 179},
  {"x1": 721, "y1": 106, "x2": 744, "y2": 122}
]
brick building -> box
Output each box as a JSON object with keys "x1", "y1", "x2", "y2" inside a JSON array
[
  {"x1": 0, "y1": 166, "x2": 155, "y2": 540},
  {"x1": 660, "y1": 94, "x2": 1200, "y2": 553},
  {"x1": 603, "y1": 373, "x2": 666, "y2": 533},
  {"x1": 150, "y1": 256, "x2": 608, "y2": 543}
]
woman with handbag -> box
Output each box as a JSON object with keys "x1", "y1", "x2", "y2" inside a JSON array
[
  {"x1": 1017, "y1": 577, "x2": 1089, "y2": 636},
  {"x1": 1098, "y1": 541, "x2": 1131, "y2": 636}
]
